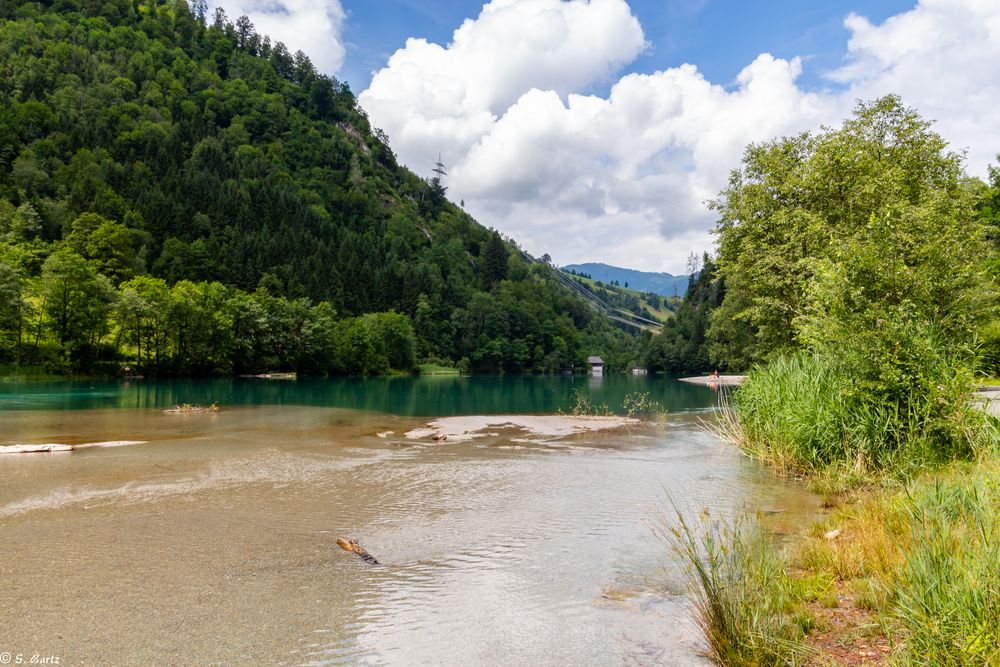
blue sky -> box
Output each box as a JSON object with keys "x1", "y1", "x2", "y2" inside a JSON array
[
  {"x1": 215, "y1": 0, "x2": 1000, "y2": 272},
  {"x1": 339, "y1": 1, "x2": 915, "y2": 96}
]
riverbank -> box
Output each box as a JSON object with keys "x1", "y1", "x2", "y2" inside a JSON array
[
  {"x1": 680, "y1": 391, "x2": 1000, "y2": 665},
  {"x1": 791, "y1": 459, "x2": 999, "y2": 664}
]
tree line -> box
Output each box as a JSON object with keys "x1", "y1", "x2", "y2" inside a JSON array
[{"x1": 0, "y1": 0, "x2": 638, "y2": 375}]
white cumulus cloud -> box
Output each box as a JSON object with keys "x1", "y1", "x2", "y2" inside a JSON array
[
  {"x1": 359, "y1": 0, "x2": 1000, "y2": 273},
  {"x1": 211, "y1": 0, "x2": 347, "y2": 74},
  {"x1": 831, "y1": 0, "x2": 1000, "y2": 175}
]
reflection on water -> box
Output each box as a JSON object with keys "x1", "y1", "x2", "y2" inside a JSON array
[
  {"x1": 0, "y1": 382, "x2": 815, "y2": 666},
  {"x1": 0, "y1": 374, "x2": 717, "y2": 414}
]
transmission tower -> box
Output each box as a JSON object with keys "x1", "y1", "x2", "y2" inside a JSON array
[{"x1": 432, "y1": 153, "x2": 447, "y2": 178}]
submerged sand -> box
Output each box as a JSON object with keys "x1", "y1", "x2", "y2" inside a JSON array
[
  {"x1": 404, "y1": 414, "x2": 640, "y2": 442},
  {"x1": 0, "y1": 440, "x2": 147, "y2": 454}
]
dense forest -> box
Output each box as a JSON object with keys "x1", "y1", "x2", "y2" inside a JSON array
[
  {"x1": 0, "y1": 0, "x2": 637, "y2": 376},
  {"x1": 641, "y1": 253, "x2": 724, "y2": 375}
]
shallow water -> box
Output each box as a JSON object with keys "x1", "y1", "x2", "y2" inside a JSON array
[{"x1": 0, "y1": 378, "x2": 818, "y2": 666}]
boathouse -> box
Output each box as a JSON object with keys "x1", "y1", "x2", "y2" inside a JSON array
[{"x1": 587, "y1": 356, "x2": 605, "y2": 376}]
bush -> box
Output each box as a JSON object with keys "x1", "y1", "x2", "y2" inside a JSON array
[
  {"x1": 725, "y1": 353, "x2": 847, "y2": 472},
  {"x1": 981, "y1": 319, "x2": 1000, "y2": 377}
]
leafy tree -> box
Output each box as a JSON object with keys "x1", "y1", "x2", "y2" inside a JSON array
[
  {"x1": 0, "y1": 261, "x2": 23, "y2": 361},
  {"x1": 41, "y1": 248, "x2": 115, "y2": 362},
  {"x1": 713, "y1": 97, "x2": 998, "y2": 466},
  {"x1": 710, "y1": 96, "x2": 982, "y2": 367}
]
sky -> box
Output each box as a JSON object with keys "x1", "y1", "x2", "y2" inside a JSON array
[{"x1": 210, "y1": 0, "x2": 1000, "y2": 274}]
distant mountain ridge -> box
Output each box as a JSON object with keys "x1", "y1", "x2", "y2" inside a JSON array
[{"x1": 562, "y1": 263, "x2": 690, "y2": 297}]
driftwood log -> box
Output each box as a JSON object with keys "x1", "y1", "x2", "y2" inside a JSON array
[{"x1": 336, "y1": 538, "x2": 379, "y2": 564}]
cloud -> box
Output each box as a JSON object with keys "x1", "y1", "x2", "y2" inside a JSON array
[
  {"x1": 211, "y1": 0, "x2": 347, "y2": 74},
  {"x1": 359, "y1": 0, "x2": 645, "y2": 174},
  {"x1": 359, "y1": 0, "x2": 1000, "y2": 274},
  {"x1": 830, "y1": 0, "x2": 1000, "y2": 175}
]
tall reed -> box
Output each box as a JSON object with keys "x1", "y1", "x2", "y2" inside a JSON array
[
  {"x1": 717, "y1": 351, "x2": 999, "y2": 478},
  {"x1": 892, "y1": 474, "x2": 1000, "y2": 665}
]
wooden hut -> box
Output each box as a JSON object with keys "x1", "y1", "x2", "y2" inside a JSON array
[{"x1": 587, "y1": 356, "x2": 605, "y2": 376}]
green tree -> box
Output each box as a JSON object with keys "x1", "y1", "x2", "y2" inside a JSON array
[
  {"x1": 714, "y1": 97, "x2": 997, "y2": 468},
  {"x1": 117, "y1": 275, "x2": 170, "y2": 370},
  {"x1": 710, "y1": 96, "x2": 976, "y2": 367},
  {"x1": 483, "y1": 230, "x2": 508, "y2": 290},
  {"x1": 41, "y1": 248, "x2": 115, "y2": 363},
  {"x1": 0, "y1": 261, "x2": 23, "y2": 361},
  {"x1": 66, "y1": 213, "x2": 142, "y2": 284}
]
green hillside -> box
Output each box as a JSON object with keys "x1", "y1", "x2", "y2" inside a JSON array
[
  {"x1": 562, "y1": 263, "x2": 688, "y2": 297},
  {"x1": 0, "y1": 0, "x2": 636, "y2": 375},
  {"x1": 561, "y1": 270, "x2": 677, "y2": 326}
]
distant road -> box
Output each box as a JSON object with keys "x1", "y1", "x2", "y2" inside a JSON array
[{"x1": 980, "y1": 389, "x2": 1000, "y2": 417}]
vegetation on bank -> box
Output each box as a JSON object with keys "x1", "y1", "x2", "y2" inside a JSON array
[
  {"x1": 670, "y1": 97, "x2": 1000, "y2": 666},
  {"x1": 710, "y1": 96, "x2": 999, "y2": 480},
  {"x1": 674, "y1": 462, "x2": 1000, "y2": 666},
  {"x1": 0, "y1": 0, "x2": 638, "y2": 376}
]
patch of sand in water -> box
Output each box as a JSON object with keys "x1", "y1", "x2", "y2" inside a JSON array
[{"x1": 404, "y1": 414, "x2": 640, "y2": 442}]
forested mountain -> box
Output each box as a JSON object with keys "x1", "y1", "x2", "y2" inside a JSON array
[
  {"x1": 0, "y1": 0, "x2": 636, "y2": 375},
  {"x1": 562, "y1": 263, "x2": 688, "y2": 297}
]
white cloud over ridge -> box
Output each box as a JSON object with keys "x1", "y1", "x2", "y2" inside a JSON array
[
  {"x1": 359, "y1": 0, "x2": 1000, "y2": 274},
  {"x1": 212, "y1": 0, "x2": 347, "y2": 74}
]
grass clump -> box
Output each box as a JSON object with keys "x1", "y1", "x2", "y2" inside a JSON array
[
  {"x1": 663, "y1": 508, "x2": 813, "y2": 666},
  {"x1": 561, "y1": 388, "x2": 613, "y2": 416},
  {"x1": 560, "y1": 389, "x2": 669, "y2": 421},
  {"x1": 892, "y1": 473, "x2": 1000, "y2": 665},
  {"x1": 622, "y1": 391, "x2": 668, "y2": 421},
  {"x1": 720, "y1": 347, "x2": 998, "y2": 480}
]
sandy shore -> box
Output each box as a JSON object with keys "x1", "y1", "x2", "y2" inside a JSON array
[
  {"x1": 404, "y1": 414, "x2": 641, "y2": 442},
  {"x1": 679, "y1": 375, "x2": 746, "y2": 387}
]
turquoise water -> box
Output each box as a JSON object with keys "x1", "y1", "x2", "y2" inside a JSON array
[
  {"x1": 0, "y1": 374, "x2": 718, "y2": 414},
  {"x1": 1, "y1": 375, "x2": 798, "y2": 666}
]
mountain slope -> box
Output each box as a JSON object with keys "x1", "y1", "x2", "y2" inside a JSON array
[
  {"x1": 562, "y1": 263, "x2": 689, "y2": 297},
  {"x1": 0, "y1": 0, "x2": 637, "y2": 374}
]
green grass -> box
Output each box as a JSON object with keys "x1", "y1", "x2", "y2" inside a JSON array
[
  {"x1": 694, "y1": 346, "x2": 1000, "y2": 663},
  {"x1": 668, "y1": 461, "x2": 1000, "y2": 665},
  {"x1": 662, "y1": 508, "x2": 814, "y2": 666},
  {"x1": 892, "y1": 471, "x2": 1000, "y2": 665},
  {"x1": 717, "y1": 352, "x2": 999, "y2": 480},
  {"x1": 416, "y1": 363, "x2": 460, "y2": 376},
  {"x1": 787, "y1": 462, "x2": 1000, "y2": 665},
  {"x1": 980, "y1": 377, "x2": 1000, "y2": 387}
]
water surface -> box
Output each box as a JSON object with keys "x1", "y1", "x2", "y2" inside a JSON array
[{"x1": 0, "y1": 377, "x2": 816, "y2": 666}]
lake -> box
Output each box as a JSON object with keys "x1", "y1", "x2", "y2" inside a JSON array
[{"x1": 0, "y1": 376, "x2": 817, "y2": 666}]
